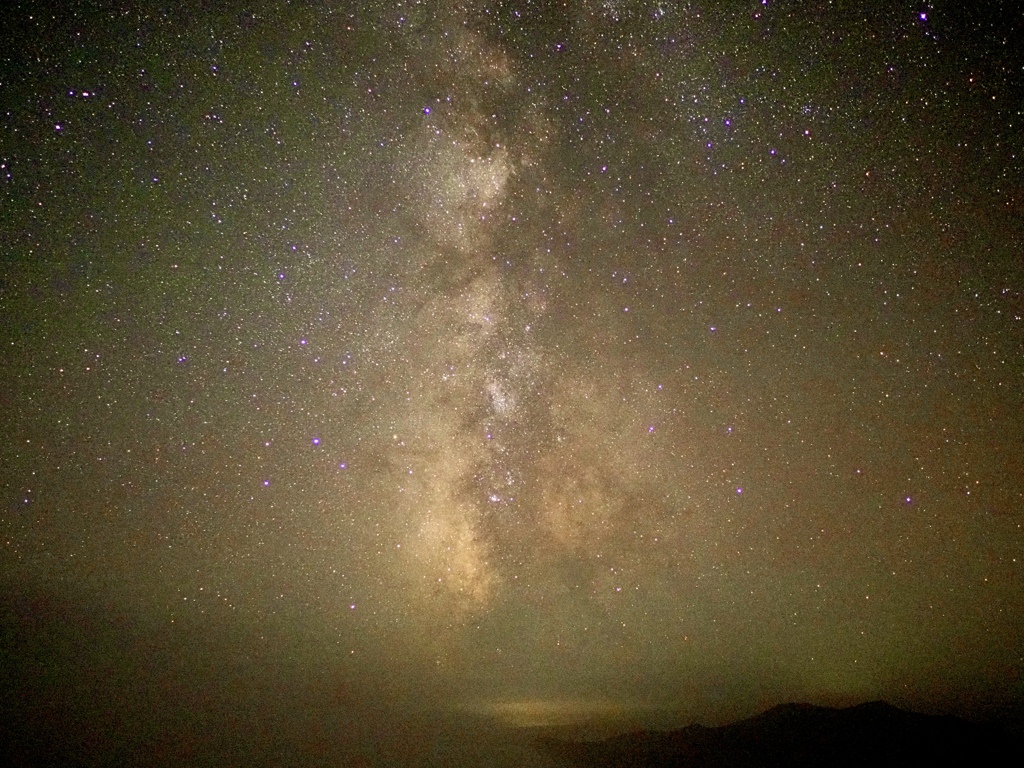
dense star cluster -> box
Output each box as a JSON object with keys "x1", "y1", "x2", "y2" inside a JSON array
[{"x1": 2, "y1": 1, "x2": 1023, "y2": 764}]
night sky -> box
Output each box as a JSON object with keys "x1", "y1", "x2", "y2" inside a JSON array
[{"x1": 2, "y1": 1, "x2": 1023, "y2": 765}]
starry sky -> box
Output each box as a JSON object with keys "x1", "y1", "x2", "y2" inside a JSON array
[{"x1": 2, "y1": 0, "x2": 1023, "y2": 764}]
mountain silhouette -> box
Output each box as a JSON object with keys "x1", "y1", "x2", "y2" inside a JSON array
[{"x1": 538, "y1": 701, "x2": 1020, "y2": 767}]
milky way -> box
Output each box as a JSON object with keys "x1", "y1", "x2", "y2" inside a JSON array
[{"x1": 2, "y1": 1, "x2": 1023, "y2": 764}]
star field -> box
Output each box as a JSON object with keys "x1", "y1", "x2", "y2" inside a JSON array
[{"x1": 2, "y1": 1, "x2": 1023, "y2": 765}]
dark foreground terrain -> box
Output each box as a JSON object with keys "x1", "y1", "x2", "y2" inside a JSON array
[
  {"x1": 3, "y1": 591, "x2": 1019, "y2": 767},
  {"x1": 539, "y1": 701, "x2": 1022, "y2": 768}
]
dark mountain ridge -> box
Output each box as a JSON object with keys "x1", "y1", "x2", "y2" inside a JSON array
[{"x1": 539, "y1": 700, "x2": 1021, "y2": 767}]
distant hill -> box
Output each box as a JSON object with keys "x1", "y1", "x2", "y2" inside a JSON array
[{"x1": 538, "y1": 700, "x2": 1021, "y2": 767}]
